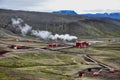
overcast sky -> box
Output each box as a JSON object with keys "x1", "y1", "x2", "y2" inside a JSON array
[{"x1": 0, "y1": 0, "x2": 120, "y2": 14}]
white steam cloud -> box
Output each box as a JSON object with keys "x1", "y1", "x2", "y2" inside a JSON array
[
  {"x1": 11, "y1": 18, "x2": 77, "y2": 41},
  {"x1": 11, "y1": 18, "x2": 32, "y2": 35},
  {"x1": 49, "y1": 34, "x2": 77, "y2": 41},
  {"x1": 11, "y1": 18, "x2": 23, "y2": 25},
  {"x1": 20, "y1": 24, "x2": 32, "y2": 35},
  {"x1": 31, "y1": 30, "x2": 52, "y2": 39},
  {"x1": 32, "y1": 30, "x2": 77, "y2": 41}
]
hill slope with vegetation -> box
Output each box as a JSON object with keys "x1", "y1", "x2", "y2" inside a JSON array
[{"x1": 0, "y1": 9, "x2": 120, "y2": 38}]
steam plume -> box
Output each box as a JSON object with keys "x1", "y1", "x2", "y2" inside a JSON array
[
  {"x1": 11, "y1": 18, "x2": 77, "y2": 41},
  {"x1": 32, "y1": 30, "x2": 77, "y2": 41},
  {"x1": 31, "y1": 30, "x2": 52, "y2": 39},
  {"x1": 11, "y1": 18, "x2": 32, "y2": 35},
  {"x1": 50, "y1": 34, "x2": 77, "y2": 41}
]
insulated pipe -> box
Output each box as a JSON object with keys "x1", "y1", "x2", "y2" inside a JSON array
[{"x1": 85, "y1": 55, "x2": 115, "y2": 73}]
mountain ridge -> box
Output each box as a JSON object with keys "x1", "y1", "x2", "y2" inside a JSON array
[
  {"x1": 53, "y1": 10, "x2": 78, "y2": 15},
  {"x1": 81, "y1": 13, "x2": 120, "y2": 20},
  {"x1": 52, "y1": 10, "x2": 120, "y2": 20}
]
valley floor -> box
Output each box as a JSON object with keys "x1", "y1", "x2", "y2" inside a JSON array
[{"x1": 0, "y1": 36, "x2": 120, "y2": 80}]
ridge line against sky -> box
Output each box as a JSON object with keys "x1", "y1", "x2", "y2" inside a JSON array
[{"x1": 0, "y1": 0, "x2": 120, "y2": 14}]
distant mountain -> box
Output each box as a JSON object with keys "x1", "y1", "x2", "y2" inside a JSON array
[
  {"x1": 53, "y1": 10, "x2": 120, "y2": 20},
  {"x1": 53, "y1": 10, "x2": 78, "y2": 15},
  {"x1": 0, "y1": 9, "x2": 120, "y2": 38},
  {"x1": 81, "y1": 13, "x2": 120, "y2": 20}
]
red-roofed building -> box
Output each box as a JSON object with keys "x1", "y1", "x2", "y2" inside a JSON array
[{"x1": 49, "y1": 43, "x2": 57, "y2": 48}]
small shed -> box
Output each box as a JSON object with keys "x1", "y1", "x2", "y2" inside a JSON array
[
  {"x1": 8, "y1": 45, "x2": 30, "y2": 49},
  {"x1": 49, "y1": 43, "x2": 57, "y2": 48},
  {"x1": 81, "y1": 41, "x2": 89, "y2": 47},
  {"x1": 75, "y1": 42, "x2": 82, "y2": 48},
  {"x1": 15, "y1": 46, "x2": 30, "y2": 49}
]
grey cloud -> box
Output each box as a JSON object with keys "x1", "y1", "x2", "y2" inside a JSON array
[{"x1": 0, "y1": 0, "x2": 48, "y2": 10}]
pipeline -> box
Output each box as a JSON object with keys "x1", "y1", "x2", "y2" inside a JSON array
[{"x1": 85, "y1": 54, "x2": 114, "y2": 69}]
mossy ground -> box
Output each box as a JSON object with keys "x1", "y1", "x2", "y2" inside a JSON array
[{"x1": 0, "y1": 37, "x2": 120, "y2": 80}]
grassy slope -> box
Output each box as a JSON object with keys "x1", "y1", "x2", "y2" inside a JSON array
[
  {"x1": 90, "y1": 42, "x2": 120, "y2": 69},
  {"x1": 0, "y1": 36, "x2": 120, "y2": 80}
]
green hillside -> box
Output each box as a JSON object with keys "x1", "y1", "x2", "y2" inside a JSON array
[{"x1": 0, "y1": 9, "x2": 120, "y2": 38}]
